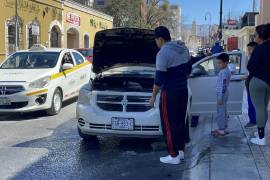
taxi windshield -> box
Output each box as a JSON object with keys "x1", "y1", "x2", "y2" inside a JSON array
[{"x1": 0, "y1": 52, "x2": 60, "y2": 69}]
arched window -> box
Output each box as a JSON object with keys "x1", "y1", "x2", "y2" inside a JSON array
[
  {"x1": 27, "y1": 20, "x2": 40, "y2": 49},
  {"x1": 84, "y1": 34, "x2": 90, "y2": 48},
  {"x1": 6, "y1": 17, "x2": 22, "y2": 55},
  {"x1": 50, "y1": 26, "x2": 61, "y2": 48}
]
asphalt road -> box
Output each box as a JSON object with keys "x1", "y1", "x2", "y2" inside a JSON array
[{"x1": 0, "y1": 99, "x2": 187, "y2": 180}]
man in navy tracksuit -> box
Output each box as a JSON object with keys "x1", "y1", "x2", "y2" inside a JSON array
[{"x1": 149, "y1": 26, "x2": 191, "y2": 165}]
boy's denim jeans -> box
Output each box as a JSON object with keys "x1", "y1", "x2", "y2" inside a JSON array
[{"x1": 216, "y1": 91, "x2": 229, "y2": 130}]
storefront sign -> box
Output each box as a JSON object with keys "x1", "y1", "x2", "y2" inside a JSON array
[
  {"x1": 227, "y1": 19, "x2": 237, "y2": 26},
  {"x1": 66, "y1": 12, "x2": 80, "y2": 26}
]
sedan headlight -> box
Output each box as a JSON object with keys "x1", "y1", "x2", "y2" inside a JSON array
[
  {"x1": 78, "y1": 84, "x2": 92, "y2": 105},
  {"x1": 29, "y1": 76, "x2": 51, "y2": 88}
]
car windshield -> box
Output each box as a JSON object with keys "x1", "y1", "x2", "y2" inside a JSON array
[
  {"x1": 0, "y1": 52, "x2": 60, "y2": 69},
  {"x1": 78, "y1": 49, "x2": 93, "y2": 57}
]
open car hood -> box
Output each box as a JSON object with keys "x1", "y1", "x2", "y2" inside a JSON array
[{"x1": 93, "y1": 28, "x2": 159, "y2": 74}]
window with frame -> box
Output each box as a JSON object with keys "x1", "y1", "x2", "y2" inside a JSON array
[
  {"x1": 194, "y1": 54, "x2": 241, "y2": 76},
  {"x1": 72, "y1": 52, "x2": 85, "y2": 65},
  {"x1": 96, "y1": 0, "x2": 105, "y2": 5},
  {"x1": 62, "y1": 52, "x2": 74, "y2": 66}
]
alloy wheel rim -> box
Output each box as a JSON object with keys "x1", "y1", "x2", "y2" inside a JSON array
[{"x1": 54, "y1": 93, "x2": 61, "y2": 112}]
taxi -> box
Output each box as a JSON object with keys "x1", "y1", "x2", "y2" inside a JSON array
[{"x1": 0, "y1": 44, "x2": 91, "y2": 115}]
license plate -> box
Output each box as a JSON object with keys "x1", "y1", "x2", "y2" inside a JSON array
[
  {"x1": 111, "y1": 117, "x2": 134, "y2": 130},
  {"x1": 0, "y1": 97, "x2": 11, "y2": 105}
]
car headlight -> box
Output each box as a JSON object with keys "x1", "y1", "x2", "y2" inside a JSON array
[
  {"x1": 29, "y1": 76, "x2": 51, "y2": 88},
  {"x1": 78, "y1": 84, "x2": 92, "y2": 105}
]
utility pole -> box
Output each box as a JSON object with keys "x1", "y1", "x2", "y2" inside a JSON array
[
  {"x1": 252, "y1": 0, "x2": 256, "y2": 12},
  {"x1": 15, "y1": 0, "x2": 18, "y2": 51},
  {"x1": 219, "y1": 0, "x2": 223, "y2": 40}
]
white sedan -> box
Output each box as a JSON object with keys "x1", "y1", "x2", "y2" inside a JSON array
[
  {"x1": 77, "y1": 28, "x2": 246, "y2": 139},
  {"x1": 0, "y1": 44, "x2": 91, "y2": 115}
]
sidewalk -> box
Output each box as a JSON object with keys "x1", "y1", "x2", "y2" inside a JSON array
[{"x1": 182, "y1": 113, "x2": 270, "y2": 180}]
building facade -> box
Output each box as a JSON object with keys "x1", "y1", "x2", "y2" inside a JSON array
[
  {"x1": 63, "y1": 0, "x2": 113, "y2": 49},
  {"x1": 0, "y1": 0, "x2": 113, "y2": 62},
  {"x1": 256, "y1": 0, "x2": 270, "y2": 25}
]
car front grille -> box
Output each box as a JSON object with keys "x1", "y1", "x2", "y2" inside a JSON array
[
  {"x1": 0, "y1": 101, "x2": 28, "y2": 109},
  {"x1": 89, "y1": 123, "x2": 159, "y2": 131},
  {"x1": 0, "y1": 85, "x2": 25, "y2": 95},
  {"x1": 96, "y1": 94, "x2": 151, "y2": 112}
]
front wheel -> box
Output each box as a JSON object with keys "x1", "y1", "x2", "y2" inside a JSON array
[{"x1": 46, "y1": 88, "x2": 62, "y2": 116}]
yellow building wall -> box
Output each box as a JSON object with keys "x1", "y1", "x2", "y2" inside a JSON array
[
  {"x1": 63, "y1": 4, "x2": 113, "y2": 48},
  {"x1": 0, "y1": 0, "x2": 113, "y2": 62},
  {"x1": 0, "y1": 0, "x2": 63, "y2": 62}
]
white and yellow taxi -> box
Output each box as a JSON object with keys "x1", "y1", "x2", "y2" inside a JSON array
[{"x1": 0, "y1": 44, "x2": 91, "y2": 115}]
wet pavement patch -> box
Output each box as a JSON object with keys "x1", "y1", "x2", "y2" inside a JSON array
[{"x1": 12, "y1": 119, "x2": 185, "y2": 180}]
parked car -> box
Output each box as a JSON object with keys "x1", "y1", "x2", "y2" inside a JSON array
[
  {"x1": 76, "y1": 28, "x2": 247, "y2": 140},
  {"x1": 0, "y1": 44, "x2": 92, "y2": 115},
  {"x1": 75, "y1": 48, "x2": 93, "y2": 63}
]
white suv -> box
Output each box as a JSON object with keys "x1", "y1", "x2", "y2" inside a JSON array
[{"x1": 77, "y1": 28, "x2": 247, "y2": 139}]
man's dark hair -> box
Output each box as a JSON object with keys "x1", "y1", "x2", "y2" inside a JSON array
[
  {"x1": 256, "y1": 24, "x2": 270, "y2": 40},
  {"x1": 217, "y1": 53, "x2": 229, "y2": 63},
  {"x1": 247, "y1": 41, "x2": 258, "y2": 47},
  {"x1": 154, "y1": 26, "x2": 171, "y2": 41}
]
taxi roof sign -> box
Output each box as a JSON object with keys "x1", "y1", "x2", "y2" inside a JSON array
[{"x1": 30, "y1": 44, "x2": 46, "y2": 51}]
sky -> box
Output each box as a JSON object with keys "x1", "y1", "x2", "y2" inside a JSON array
[{"x1": 169, "y1": 0, "x2": 259, "y2": 25}]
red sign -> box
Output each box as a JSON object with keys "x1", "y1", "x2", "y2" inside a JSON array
[
  {"x1": 227, "y1": 19, "x2": 237, "y2": 26},
  {"x1": 66, "y1": 12, "x2": 80, "y2": 26}
]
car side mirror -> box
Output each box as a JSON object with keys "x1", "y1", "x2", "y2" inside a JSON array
[
  {"x1": 62, "y1": 63, "x2": 74, "y2": 70},
  {"x1": 190, "y1": 67, "x2": 204, "y2": 78}
]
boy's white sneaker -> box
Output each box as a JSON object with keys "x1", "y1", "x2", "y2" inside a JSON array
[
  {"x1": 178, "y1": 151, "x2": 185, "y2": 160},
  {"x1": 160, "y1": 155, "x2": 180, "y2": 165},
  {"x1": 250, "y1": 137, "x2": 266, "y2": 146}
]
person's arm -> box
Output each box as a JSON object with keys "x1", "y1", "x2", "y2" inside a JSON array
[
  {"x1": 247, "y1": 47, "x2": 260, "y2": 76},
  {"x1": 149, "y1": 52, "x2": 167, "y2": 107}
]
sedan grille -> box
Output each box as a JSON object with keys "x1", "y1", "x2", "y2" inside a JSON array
[
  {"x1": 0, "y1": 102, "x2": 28, "y2": 109},
  {"x1": 96, "y1": 94, "x2": 151, "y2": 112},
  {"x1": 89, "y1": 123, "x2": 159, "y2": 131},
  {"x1": 0, "y1": 85, "x2": 25, "y2": 95}
]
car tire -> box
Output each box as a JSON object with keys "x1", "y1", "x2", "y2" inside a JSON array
[
  {"x1": 46, "y1": 88, "x2": 62, "y2": 116},
  {"x1": 78, "y1": 128, "x2": 97, "y2": 141}
]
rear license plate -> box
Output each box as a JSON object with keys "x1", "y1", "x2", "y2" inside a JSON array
[
  {"x1": 0, "y1": 98, "x2": 11, "y2": 105},
  {"x1": 111, "y1": 117, "x2": 134, "y2": 130}
]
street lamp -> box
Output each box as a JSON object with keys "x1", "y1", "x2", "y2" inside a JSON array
[
  {"x1": 205, "y1": 12, "x2": 212, "y2": 46},
  {"x1": 219, "y1": 0, "x2": 223, "y2": 40}
]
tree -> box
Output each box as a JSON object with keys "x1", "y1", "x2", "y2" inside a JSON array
[
  {"x1": 106, "y1": 0, "x2": 143, "y2": 28},
  {"x1": 106, "y1": 0, "x2": 174, "y2": 29},
  {"x1": 143, "y1": 0, "x2": 172, "y2": 28}
]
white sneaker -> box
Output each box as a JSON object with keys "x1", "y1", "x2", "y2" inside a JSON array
[
  {"x1": 178, "y1": 151, "x2": 185, "y2": 160},
  {"x1": 160, "y1": 155, "x2": 180, "y2": 165},
  {"x1": 250, "y1": 137, "x2": 267, "y2": 146}
]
